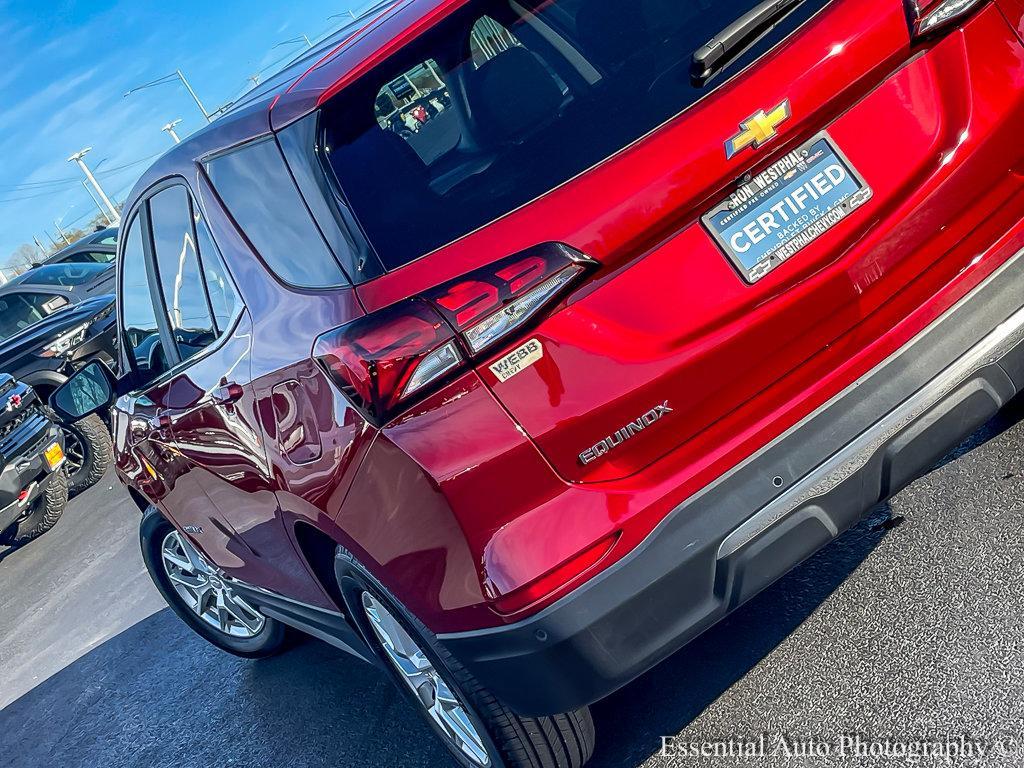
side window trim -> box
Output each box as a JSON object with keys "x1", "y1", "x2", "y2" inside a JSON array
[
  {"x1": 120, "y1": 177, "x2": 249, "y2": 391},
  {"x1": 148, "y1": 182, "x2": 246, "y2": 381},
  {"x1": 191, "y1": 182, "x2": 245, "y2": 336},
  {"x1": 185, "y1": 193, "x2": 223, "y2": 336},
  {"x1": 277, "y1": 114, "x2": 384, "y2": 283},
  {"x1": 139, "y1": 198, "x2": 184, "y2": 377},
  {"x1": 115, "y1": 206, "x2": 181, "y2": 386}
]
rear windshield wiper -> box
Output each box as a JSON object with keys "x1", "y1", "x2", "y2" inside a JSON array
[{"x1": 691, "y1": 0, "x2": 805, "y2": 86}]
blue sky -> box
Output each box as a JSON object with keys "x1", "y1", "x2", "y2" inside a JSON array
[{"x1": 0, "y1": 0, "x2": 367, "y2": 265}]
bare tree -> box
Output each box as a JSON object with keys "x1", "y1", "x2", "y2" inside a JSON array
[{"x1": 7, "y1": 243, "x2": 40, "y2": 270}]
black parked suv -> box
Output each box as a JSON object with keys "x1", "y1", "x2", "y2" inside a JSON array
[
  {"x1": 0, "y1": 267, "x2": 115, "y2": 495},
  {"x1": 0, "y1": 375, "x2": 68, "y2": 545}
]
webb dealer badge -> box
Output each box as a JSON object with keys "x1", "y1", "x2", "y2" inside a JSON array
[{"x1": 490, "y1": 338, "x2": 544, "y2": 383}]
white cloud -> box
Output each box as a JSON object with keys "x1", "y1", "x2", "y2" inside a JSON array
[{"x1": 3, "y1": 67, "x2": 100, "y2": 129}]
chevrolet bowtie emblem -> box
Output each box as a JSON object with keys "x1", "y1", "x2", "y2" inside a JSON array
[{"x1": 725, "y1": 100, "x2": 792, "y2": 159}]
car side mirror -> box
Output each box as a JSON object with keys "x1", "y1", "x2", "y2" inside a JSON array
[{"x1": 49, "y1": 361, "x2": 117, "y2": 423}]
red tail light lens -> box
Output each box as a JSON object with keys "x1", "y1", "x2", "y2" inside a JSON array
[
  {"x1": 314, "y1": 299, "x2": 463, "y2": 425},
  {"x1": 427, "y1": 243, "x2": 593, "y2": 355},
  {"x1": 491, "y1": 533, "x2": 619, "y2": 614},
  {"x1": 317, "y1": 244, "x2": 594, "y2": 426},
  {"x1": 906, "y1": 0, "x2": 987, "y2": 36}
]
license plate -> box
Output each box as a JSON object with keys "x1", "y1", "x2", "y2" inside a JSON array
[
  {"x1": 44, "y1": 442, "x2": 65, "y2": 470},
  {"x1": 703, "y1": 133, "x2": 872, "y2": 283}
]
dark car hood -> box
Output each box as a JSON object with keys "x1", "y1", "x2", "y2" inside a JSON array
[
  {"x1": 0, "y1": 295, "x2": 115, "y2": 364},
  {"x1": 81, "y1": 270, "x2": 116, "y2": 297}
]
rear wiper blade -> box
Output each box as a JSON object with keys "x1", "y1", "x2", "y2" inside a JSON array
[{"x1": 691, "y1": 0, "x2": 805, "y2": 85}]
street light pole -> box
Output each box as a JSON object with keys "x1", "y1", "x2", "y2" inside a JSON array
[
  {"x1": 162, "y1": 119, "x2": 183, "y2": 144},
  {"x1": 67, "y1": 148, "x2": 120, "y2": 225},
  {"x1": 273, "y1": 35, "x2": 315, "y2": 51},
  {"x1": 33, "y1": 236, "x2": 47, "y2": 257},
  {"x1": 175, "y1": 69, "x2": 212, "y2": 123},
  {"x1": 82, "y1": 181, "x2": 115, "y2": 225},
  {"x1": 53, "y1": 220, "x2": 72, "y2": 245},
  {"x1": 124, "y1": 70, "x2": 212, "y2": 124}
]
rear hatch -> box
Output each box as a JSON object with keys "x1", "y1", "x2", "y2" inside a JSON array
[{"x1": 320, "y1": 0, "x2": 1001, "y2": 482}]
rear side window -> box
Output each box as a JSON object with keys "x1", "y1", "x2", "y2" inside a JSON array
[
  {"x1": 194, "y1": 208, "x2": 240, "y2": 331},
  {"x1": 206, "y1": 138, "x2": 348, "y2": 288},
  {"x1": 321, "y1": 0, "x2": 829, "y2": 270},
  {"x1": 149, "y1": 186, "x2": 217, "y2": 363},
  {"x1": 120, "y1": 218, "x2": 168, "y2": 381}
]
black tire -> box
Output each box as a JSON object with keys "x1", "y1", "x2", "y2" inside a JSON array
[
  {"x1": 0, "y1": 468, "x2": 69, "y2": 546},
  {"x1": 140, "y1": 507, "x2": 289, "y2": 658},
  {"x1": 335, "y1": 547, "x2": 595, "y2": 768},
  {"x1": 62, "y1": 413, "x2": 113, "y2": 496}
]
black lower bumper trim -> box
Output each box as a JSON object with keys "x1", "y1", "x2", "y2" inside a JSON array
[
  {"x1": 227, "y1": 580, "x2": 376, "y2": 665},
  {"x1": 438, "y1": 248, "x2": 1024, "y2": 717},
  {"x1": 0, "y1": 423, "x2": 64, "y2": 533}
]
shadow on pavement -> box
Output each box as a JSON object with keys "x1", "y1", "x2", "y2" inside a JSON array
[
  {"x1": 9, "y1": 397, "x2": 1021, "y2": 768},
  {"x1": 586, "y1": 396, "x2": 1024, "y2": 767},
  {"x1": 0, "y1": 609, "x2": 450, "y2": 768},
  {"x1": 0, "y1": 504, "x2": 896, "y2": 768},
  {"x1": 588, "y1": 504, "x2": 894, "y2": 768},
  {"x1": 933, "y1": 389, "x2": 1024, "y2": 471}
]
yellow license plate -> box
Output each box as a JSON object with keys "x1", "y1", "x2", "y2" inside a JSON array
[{"x1": 44, "y1": 442, "x2": 65, "y2": 470}]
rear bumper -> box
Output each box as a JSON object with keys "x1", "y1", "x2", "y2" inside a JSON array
[
  {"x1": 438, "y1": 244, "x2": 1024, "y2": 717},
  {"x1": 0, "y1": 419, "x2": 64, "y2": 533}
]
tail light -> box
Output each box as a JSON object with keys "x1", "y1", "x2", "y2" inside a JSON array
[
  {"x1": 491, "y1": 533, "x2": 619, "y2": 614},
  {"x1": 906, "y1": 0, "x2": 987, "y2": 36},
  {"x1": 315, "y1": 300, "x2": 463, "y2": 425},
  {"x1": 426, "y1": 243, "x2": 592, "y2": 355},
  {"x1": 316, "y1": 243, "x2": 594, "y2": 426}
]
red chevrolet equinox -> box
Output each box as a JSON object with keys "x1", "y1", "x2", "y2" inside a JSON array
[{"x1": 52, "y1": 0, "x2": 1024, "y2": 764}]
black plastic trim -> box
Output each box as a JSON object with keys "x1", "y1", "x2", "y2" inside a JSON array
[
  {"x1": 437, "y1": 246, "x2": 1024, "y2": 717},
  {"x1": 227, "y1": 580, "x2": 377, "y2": 665}
]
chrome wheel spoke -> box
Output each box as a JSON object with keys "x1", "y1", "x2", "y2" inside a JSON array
[
  {"x1": 176, "y1": 535, "x2": 213, "y2": 574},
  {"x1": 159, "y1": 530, "x2": 265, "y2": 639},
  {"x1": 162, "y1": 549, "x2": 194, "y2": 572},
  {"x1": 167, "y1": 569, "x2": 205, "y2": 590},
  {"x1": 362, "y1": 592, "x2": 489, "y2": 766},
  {"x1": 432, "y1": 690, "x2": 490, "y2": 766},
  {"x1": 222, "y1": 594, "x2": 264, "y2": 633},
  {"x1": 193, "y1": 584, "x2": 212, "y2": 615}
]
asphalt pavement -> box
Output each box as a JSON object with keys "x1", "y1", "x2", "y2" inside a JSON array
[{"x1": 2, "y1": 399, "x2": 1023, "y2": 768}]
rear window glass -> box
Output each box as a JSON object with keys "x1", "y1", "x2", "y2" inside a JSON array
[
  {"x1": 322, "y1": 0, "x2": 828, "y2": 270},
  {"x1": 53, "y1": 250, "x2": 115, "y2": 265},
  {"x1": 206, "y1": 138, "x2": 348, "y2": 288},
  {"x1": 11, "y1": 262, "x2": 108, "y2": 287}
]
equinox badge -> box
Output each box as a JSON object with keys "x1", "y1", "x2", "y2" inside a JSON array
[{"x1": 579, "y1": 401, "x2": 673, "y2": 465}]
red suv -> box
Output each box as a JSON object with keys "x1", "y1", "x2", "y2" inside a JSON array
[{"x1": 52, "y1": 0, "x2": 1024, "y2": 765}]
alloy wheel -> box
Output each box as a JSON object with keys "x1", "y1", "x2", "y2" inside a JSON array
[
  {"x1": 362, "y1": 592, "x2": 490, "y2": 767},
  {"x1": 160, "y1": 530, "x2": 265, "y2": 638}
]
